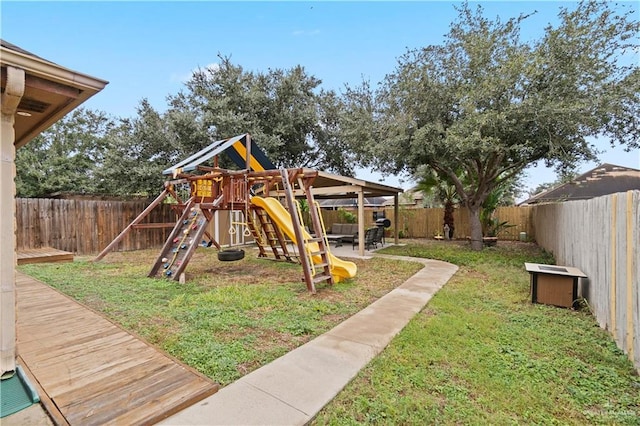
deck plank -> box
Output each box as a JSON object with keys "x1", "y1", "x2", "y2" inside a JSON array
[
  {"x1": 17, "y1": 247, "x2": 74, "y2": 265},
  {"x1": 16, "y1": 272, "x2": 219, "y2": 425}
]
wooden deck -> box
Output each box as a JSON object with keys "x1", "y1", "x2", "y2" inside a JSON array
[
  {"x1": 16, "y1": 273, "x2": 219, "y2": 425},
  {"x1": 17, "y1": 247, "x2": 74, "y2": 265}
]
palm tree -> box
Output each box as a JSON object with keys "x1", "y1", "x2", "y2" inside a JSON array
[
  {"x1": 480, "y1": 178, "x2": 521, "y2": 239},
  {"x1": 415, "y1": 168, "x2": 460, "y2": 239}
]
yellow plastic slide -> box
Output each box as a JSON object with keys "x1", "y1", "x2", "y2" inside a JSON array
[{"x1": 251, "y1": 196, "x2": 357, "y2": 283}]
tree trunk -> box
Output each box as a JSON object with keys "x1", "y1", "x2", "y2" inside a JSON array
[
  {"x1": 467, "y1": 204, "x2": 483, "y2": 251},
  {"x1": 443, "y1": 200, "x2": 455, "y2": 239}
]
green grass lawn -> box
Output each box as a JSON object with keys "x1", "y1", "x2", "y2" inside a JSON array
[
  {"x1": 19, "y1": 241, "x2": 639, "y2": 424},
  {"x1": 18, "y1": 247, "x2": 423, "y2": 385},
  {"x1": 313, "y1": 241, "x2": 640, "y2": 425}
]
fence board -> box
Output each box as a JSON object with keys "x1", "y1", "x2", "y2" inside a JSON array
[
  {"x1": 321, "y1": 206, "x2": 533, "y2": 241},
  {"x1": 532, "y1": 190, "x2": 639, "y2": 371},
  {"x1": 16, "y1": 198, "x2": 175, "y2": 255}
]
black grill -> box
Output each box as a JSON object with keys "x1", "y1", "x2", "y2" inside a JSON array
[{"x1": 375, "y1": 218, "x2": 391, "y2": 228}]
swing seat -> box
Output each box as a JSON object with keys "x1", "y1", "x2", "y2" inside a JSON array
[{"x1": 218, "y1": 249, "x2": 245, "y2": 262}]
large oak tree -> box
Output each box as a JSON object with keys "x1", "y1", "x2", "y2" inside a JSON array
[
  {"x1": 171, "y1": 56, "x2": 355, "y2": 175},
  {"x1": 342, "y1": 0, "x2": 639, "y2": 249},
  {"x1": 16, "y1": 109, "x2": 114, "y2": 197}
]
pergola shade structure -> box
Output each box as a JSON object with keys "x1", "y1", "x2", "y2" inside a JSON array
[{"x1": 280, "y1": 169, "x2": 403, "y2": 254}]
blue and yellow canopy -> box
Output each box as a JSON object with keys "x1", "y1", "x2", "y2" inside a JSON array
[{"x1": 162, "y1": 134, "x2": 275, "y2": 176}]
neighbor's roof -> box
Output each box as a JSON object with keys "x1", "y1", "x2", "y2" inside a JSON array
[
  {"x1": 520, "y1": 163, "x2": 640, "y2": 205},
  {"x1": 1, "y1": 39, "x2": 108, "y2": 148}
]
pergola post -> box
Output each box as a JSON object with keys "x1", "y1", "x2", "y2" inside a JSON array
[
  {"x1": 394, "y1": 193, "x2": 399, "y2": 244},
  {"x1": 357, "y1": 189, "x2": 365, "y2": 256},
  {"x1": 1, "y1": 66, "x2": 25, "y2": 377}
]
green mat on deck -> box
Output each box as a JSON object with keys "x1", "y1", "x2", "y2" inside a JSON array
[{"x1": 0, "y1": 366, "x2": 40, "y2": 418}]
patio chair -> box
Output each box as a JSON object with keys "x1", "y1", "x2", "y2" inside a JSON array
[
  {"x1": 352, "y1": 227, "x2": 378, "y2": 250},
  {"x1": 373, "y1": 226, "x2": 385, "y2": 247}
]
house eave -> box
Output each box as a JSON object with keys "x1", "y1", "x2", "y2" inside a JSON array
[{"x1": 1, "y1": 43, "x2": 108, "y2": 149}]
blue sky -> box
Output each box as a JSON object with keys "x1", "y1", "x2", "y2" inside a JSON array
[{"x1": 2, "y1": 1, "x2": 638, "y2": 195}]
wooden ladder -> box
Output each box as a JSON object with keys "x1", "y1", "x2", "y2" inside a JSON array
[
  {"x1": 148, "y1": 199, "x2": 210, "y2": 280},
  {"x1": 280, "y1": 168, "x2": 333, "y2": 293},
  {"x1": 251, "y1": 206, "x2": 293, "y2": 261},
  {"x1": 302, "y1": 178, "x2": 335, "y2": 288},
  {"x1": 243, "y1": 208, "x2": 268, "y2": 258},
  {"x1": 148, "y1": 194, "x2": 222, "y2": 281}
]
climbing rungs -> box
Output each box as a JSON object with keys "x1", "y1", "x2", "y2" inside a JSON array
[
  {"x1": 269, "y1": 246, "x2": 293, "y2": 258},
  {"x1": 314, "y1": 262, "x2": 329, "y2": 269},
  {"x1": 312, "y1": 274, "x2": 332, "y2": 284}
]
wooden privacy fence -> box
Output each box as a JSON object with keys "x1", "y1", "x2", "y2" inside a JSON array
[
  {"x1": 17, "y1": 199, "x2": 536, "y2": 255},
  {"x1": 322, "y1": 206, "x2": 535, "y2": 241},
  {"x1": 532, "y1": 190, "x2": 639, "y2": 371},
  {"x1": 16, "y1": 198, "x2": 175, "y2": 255}
]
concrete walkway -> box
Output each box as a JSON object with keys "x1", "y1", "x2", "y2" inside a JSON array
[{"x1": 160, "y1": 254, "x2": 458, "y2": 425}]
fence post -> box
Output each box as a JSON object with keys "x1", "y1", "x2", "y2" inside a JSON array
[
  {"x1": 610, "y1": 193, "x2": 617, "y2": 336},
  {"x1": 625, "y1": 191, "x2": 634, "y2": 360}
]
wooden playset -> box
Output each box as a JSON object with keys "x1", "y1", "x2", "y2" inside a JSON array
[{"x1": 94, "y1": 134, "x2": 357, "y2": 293}]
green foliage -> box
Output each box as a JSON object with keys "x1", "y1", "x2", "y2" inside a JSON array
[
  {"x1": 315, "y1": 241, "x2": 639, "y2": 424},
  {"x1": 482, "y1": 217, "x2": 517, "y2": 238},
  {"x1": 416, "y1": 175, "x2": 459, "y2": 210},
  {"x1": 173, "y1": 55, "x2": 355, "y2": 175},
  {"x1": 343, "y1": 0, "x2": 640, "y2": 248},
  {"x1": 15, "y1": 102, "x2": 188, "y2": 198},
  {"x1": 415, "y1": 166, "x2": 462, "y2": 237},
  {"x1": 15, "y1": 108, "x2": 115, "y2": 197},
  {"x1": 297, "y1": 199, "x2": 309, "y2": 213},
  {"x1": 480, "y1": 181, "x2": 518, "y2": 236},
  {"x1": 337, "y1": 208, "x2": 357, "y2": 224},
  {"x1": 95, "y1": 100, "x2": 183, "y2": 197},
  {"x1": 397, "y1": 206, "x2": 416, "y2": 238}
]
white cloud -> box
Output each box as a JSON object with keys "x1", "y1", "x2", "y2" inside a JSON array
[
  {"x1": 170, "y1": 63, "x2": 220, "y2": 83},
  {"x1": 169, "y1": 71, "x2": 193, "y2": 83},
  {"x1": 292, "y1": 29, "x2": 321, "y2": 36}
]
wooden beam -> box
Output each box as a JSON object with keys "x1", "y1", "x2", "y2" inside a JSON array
[
  {"x1": 93, "y1": 189, "x2": 170, "y2": 261},
  {"x1": 131, "y1": 223, "x2": 177, "y2": 229},
  {"x1": 281, "y1": 168, "x2": 315, "y2": 293},
  {"x1": 271, "y1": 185, "x2": 362, "y2": 198},
  {"x1": 17, "y1": 356, "x2": 70, "y2": 426},
  {"x1": 25, "y1": 73, "x2": 81, "y2": 99},
  {"x1": 245, "y1": 133, "x2": 252, "y2": 170}
]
